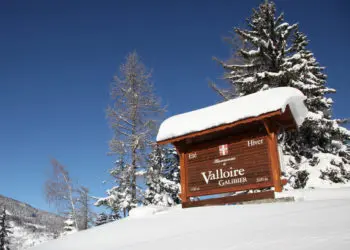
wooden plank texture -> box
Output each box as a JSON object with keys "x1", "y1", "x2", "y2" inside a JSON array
[
  {"x1": 182, "y1": 191, "x2": 275, "y2": 208},
  {"x1": 263, "y1": 119, "x2": 283, "y2": 192},
  {"x1": 185, "y1": 135, "x2": 273, "y2": 197},
  {"x1": 179, "y1": 151, "x2": 188, "y2": 202}
]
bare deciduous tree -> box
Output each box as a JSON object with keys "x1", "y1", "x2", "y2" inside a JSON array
[
  {"x1": 97, "y1": 51, "x2": 164, "y2": 215},
  {"x1": 44, "y1": 158, "x2": 79, "y2": 229},
  {"x1": 76, "y1": 186, "x2": 91, "y2": 230}
]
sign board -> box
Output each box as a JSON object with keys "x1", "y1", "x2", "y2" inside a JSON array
[
  {"x1": 186, "y1": 135, "x2": 273, "y2": 197},
  {"x1": 157, "y1": 88, "x2": 307, "y2": 207}
]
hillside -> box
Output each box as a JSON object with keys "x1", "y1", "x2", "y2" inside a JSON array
[
  {"x1": 0, "y1": 194, "x2": 65, "y2": 249},
  {"x1": 31, "y1": 188, "x2": 350, "y2": 250}
]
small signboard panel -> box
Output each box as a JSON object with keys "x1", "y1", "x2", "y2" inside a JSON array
[{"x1": 186, "y1": 135, "x2": 273, "y2": 197}]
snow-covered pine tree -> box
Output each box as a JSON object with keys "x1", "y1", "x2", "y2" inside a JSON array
[
  {"x1": 282, "y1": 31, "x2": 350, "y2": 187},
  {"x1": 212, "y1": 1, "x2": 298, "y2": 98},
  {"x1": 144, "y1": 145, "x2": 180, "y2": 206},
  {"x1": 95, "y1": 213, "x2": 108, "y2": 226},
  {"x1": 94, "y1": 212, "x2": 118, "y2": 226},
  {"x1": 0, "y1": 208, "x2": 12, "y2": 250},
  {"x1": 99, "y1": 51, "x2": 164, "y2": 215},
  {"x1": 62, "y1": 213, "x2": 77, "y2": 235},
  {"x1": 212, "y1": 1, "x2": 350, "y2": 188},
  {"x1": 95, "y1": 155, "x2": 135, "y2": 217}
]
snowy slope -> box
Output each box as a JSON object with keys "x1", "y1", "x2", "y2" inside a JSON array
[
  {"x1": 157, "y1": 87, "x2": 307, "y2": 142},
  {"x1": 10, "y1": 224, "x2": 57, "y2": 250},
  {"x1": 31, "y1": 188, "x2": 350, "y2": 250},
  {"x1": 0, "y1": 194, "x2": 64, "y2": 249}
]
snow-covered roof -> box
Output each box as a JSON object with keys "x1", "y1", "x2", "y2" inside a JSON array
[{"x1": 157, "y1": 87, "x2": 307, "y2": 142}]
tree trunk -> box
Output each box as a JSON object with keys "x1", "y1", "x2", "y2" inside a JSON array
[
  {"x1": 131, "y1": 147, "x2": 137, "y2": 203},
  {"x1": 130, "y1": 77, "x2": 139, "y2": 206},
  {"x1": 63, "y1": 174, "x2": 79, "y2": 230}
]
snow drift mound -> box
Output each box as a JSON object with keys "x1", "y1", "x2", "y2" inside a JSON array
[{"x1": 31, "y1": 188, "x2": 350, "y2": 250}]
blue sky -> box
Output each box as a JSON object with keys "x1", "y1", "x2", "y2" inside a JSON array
[{"x1": 0, "y1": 0, "x2": 349, "y2": 212}]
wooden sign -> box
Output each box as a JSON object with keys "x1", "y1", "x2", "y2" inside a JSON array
[
  {"x1": 160, "y1": 118, "x2": 286, "y2": 208},
  {"x1": 157, "y1": 88, "x2": 307, "y2": 208},
  {"x1": 158, "y1": 112, "x2": 304, "y2": 208},
  {"x1": 186, "y1": 135, "x2": 272, "y2": 197}
]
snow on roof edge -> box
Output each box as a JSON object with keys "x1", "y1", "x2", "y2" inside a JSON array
[
  {"x1": 159, "y1": 109, "x2": 282, "y2": 143},
  {"x1": 157, "y1": 87, "x2": 307, "y2": 142}
]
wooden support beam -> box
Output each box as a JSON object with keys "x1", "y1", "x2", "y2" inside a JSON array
[
  {"x1": 263, "y1": 119, "x2": 283, "y2": 192},
  {"x1": 178, "y1": 151, "x2": 188, "y2": 202},
  {"x1": 182, "y1": 191, "x2": 275, "y2": 208},
  {"x1": 173, "y1": 143, "x2": 189, "y2": 202}
]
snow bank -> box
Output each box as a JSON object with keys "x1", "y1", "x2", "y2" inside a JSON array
[
  {"x1": 128, "y1": 205, "x2": 173, "y2": 218},
  {"x1": 283, "y1": 152, "x2": 350, "y2": 189},
  {"x1": 276, "y1": 187, "x2": 350, "y2": 202},
  {"x1": 31, "y1": 188, "x2": 350, "y2": 250},
  {"x1": 10, "y1": 222, "x2": 55, "y2": 250},
  {"x1": 157, "y1": 87, "x2": 307, "y2": 142}
]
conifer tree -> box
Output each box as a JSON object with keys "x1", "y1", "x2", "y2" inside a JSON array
[
  {"x1": 0, "y1": 208, "x2": 12, "y2": 250},
  {"x1": 94, "y1": 212, "x2": 118, "y2": 226},
  {"x1": 212, "y1": 1, "x2": 298, "y2": 98},
  {"x1": 95, "y1": 213, "x2": 108, "y2": 226},
  {"x1": 283, "y1": 31, "x2": 350, "y2": 186},
  {"x1": 95, "y1": 155, "x2": 134, "y2": 217},
  {"x1": 213, "y1": 1, "x2": 350, "y2": 188},
  {"x1": 144, "y1": 145, "x2": 180, "y2": 206},
  {"x1": 97, "y1": 51, "x2": 164, "y2": 214},
  {"x1": 62, "y1": 213, "x2": 77, "y2": 236}
]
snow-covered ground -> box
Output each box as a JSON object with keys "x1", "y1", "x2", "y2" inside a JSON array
[
  {"x1": 31, "y1": 188, "x2": 350, "y2": 250},
  {"x1": 11, "y1": 223, "x2": 55, "y2": 250}
]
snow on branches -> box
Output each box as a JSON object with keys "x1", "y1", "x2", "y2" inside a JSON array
[
  {"x1": 97, "y1": 52, "x2": 166, "y2": 216},
  {"x1": 0, "y1": 208, "x2": 12, "y2": 250},
  {"x1": 213, "y1": 1, "x2": 350, "y2": 188},
  {"x1": 144, "y1": 145, "x2": 180, "y2": 207}
]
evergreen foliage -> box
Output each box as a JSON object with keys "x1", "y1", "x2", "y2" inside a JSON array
[
  {"x1": 94, "y1": 212, "x2": 118, "y2": 226},
  {"x1": 95, "y1": 155, "x2": 136, "y2": 217},
  {"x1": 62, "y1": 213, "x2": 77, "y2": 235},
  {"x1": 213, "y1": 1, "x2": 350, "y2": 188},
  {"x1": 144, "y1": 145, "x2": 180, "y2": 206},
  {"x1": 94, "y1": 213, "x2": 108, "y2": 226},
  {"x1": 0, "y1": 208, "x2": 12, "y2": 250}
]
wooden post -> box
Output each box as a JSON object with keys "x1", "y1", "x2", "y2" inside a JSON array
[
  {"x1": 180, "y1": 152, "x2": 188, "y2": 202},
  {"x1": 263, "y1": 120, "x2": 283, "y2": 192},
  {"x1": 173, "y1": 144, "x2": 188, "y2": 203}
]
